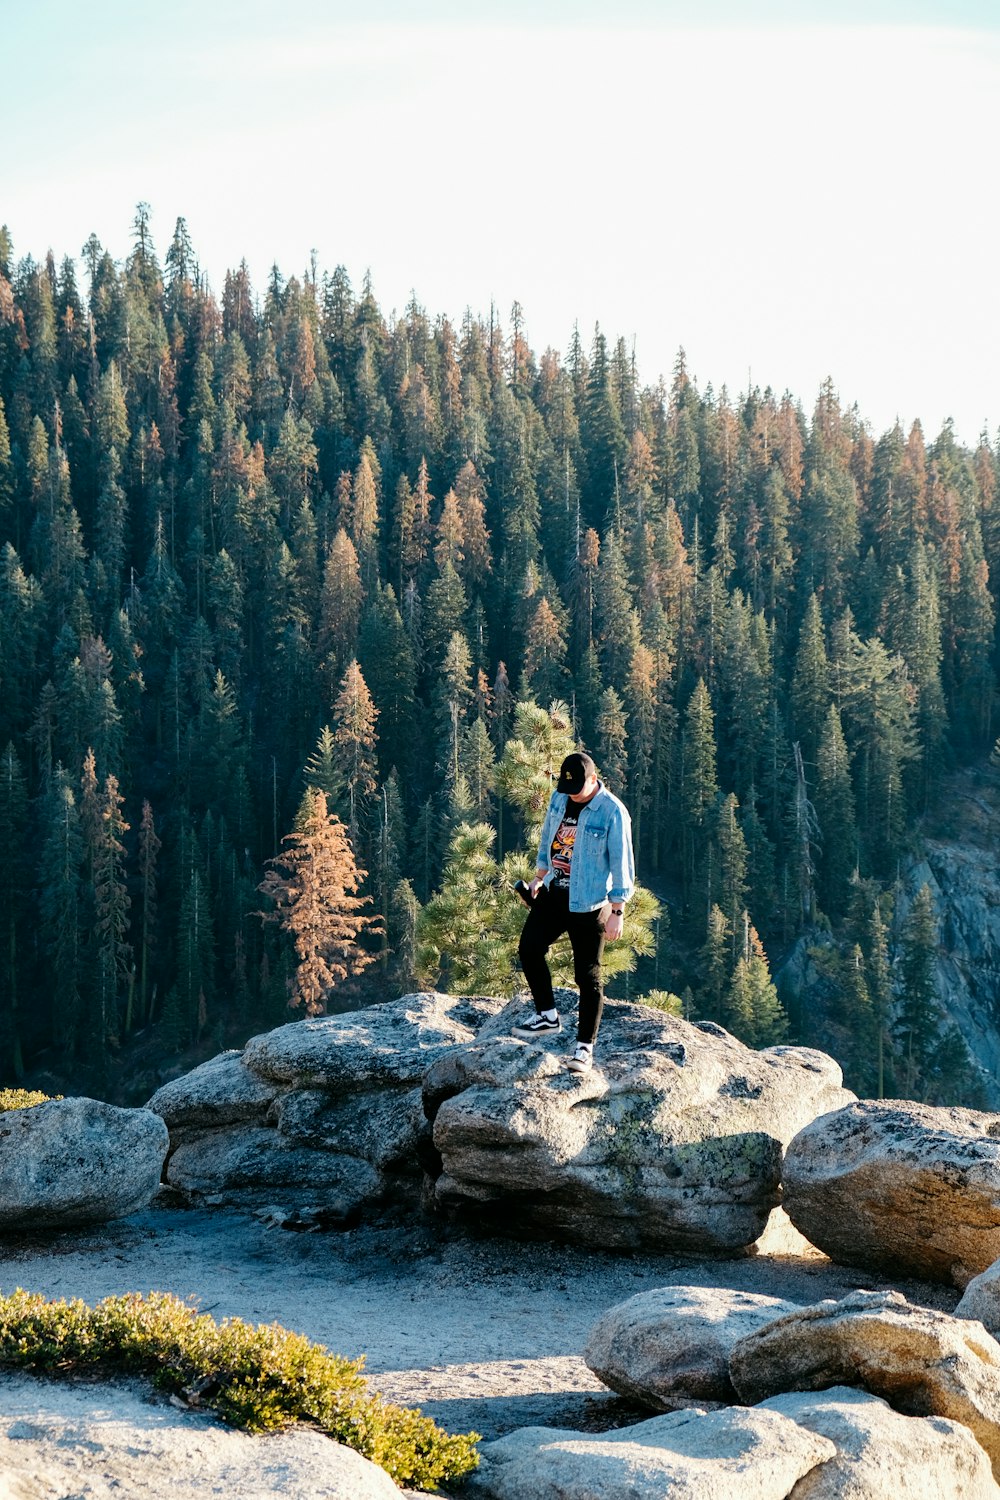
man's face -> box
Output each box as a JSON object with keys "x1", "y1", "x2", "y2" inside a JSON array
[{"x1": 569, "y1": 773, "x2": 600, "y2": 803}]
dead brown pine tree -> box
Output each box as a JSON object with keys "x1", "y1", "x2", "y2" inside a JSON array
[{"x1": 257, "y1": 789, "x2": 381, "y2": 1014}]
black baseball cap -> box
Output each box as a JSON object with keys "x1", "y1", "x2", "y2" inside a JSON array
[{"x1": 557, "y1": 751, "x2": 597, "y2": 795}]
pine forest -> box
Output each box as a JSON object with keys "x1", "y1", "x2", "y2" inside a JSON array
[{"x1": 0, "y1": 205, "x2": 995, "y2": 1107}]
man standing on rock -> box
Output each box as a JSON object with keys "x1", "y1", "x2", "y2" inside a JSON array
[{"x1": 512, "y1": 751, "x2": 635, "y2": 1073}]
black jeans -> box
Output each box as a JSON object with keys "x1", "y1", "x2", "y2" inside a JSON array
[{"x1": 518, "y1": 885, "x2": 609, "y2": 1045}]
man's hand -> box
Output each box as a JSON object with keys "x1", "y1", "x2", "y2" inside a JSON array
[
  {"x1": 605, "y1": 909, "x2": 624, "y2": 942},
  {"x1": 530, "y1": 870, "x2": 547, "y2": 897}
]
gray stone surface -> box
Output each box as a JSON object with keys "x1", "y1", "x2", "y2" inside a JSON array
[
  {"x1": 729, "y1": 1289, "x2": 1000, "y2": 1478},
  {"x1": 424, "y1": 999, "x2": 855, "y2": 1251},
  {"x1": 147, "y1": 1050, "x2": 278, "y2": 1128},
  {"x1": 585, "y1": 1284, "x2": 801, "y2": 1409},
  {"x1": 753, "y1": 1206, "x2": 824, "y2": 1258},
  {"x1": 165, "y1": 1126, "x2": 382, "y2": 1217},
  {"x1": 957, "y1": 1259, "x2": 1000, "y2": 1336},
  {"x1": 154, "y1": 993, "x2": 509, "y2": 1211},
  {"x1": 0, "y1": 1098, "x2": 168, "y2": 1231},
  {"x1": 0, "y1": 1373, "x2": 401, "y2": 1498},
  {"x1": 763, "y1": 1387, "x2": 1000, "y2": 1499},
  {"x1": 783, "y1": 1099, "x2": 1000, "y2": 1285},
  {"x1": 273, "y1": 1085, "x2": 424, "y2": 1171},
  {"x1": 242, "y1": 991, "x2": 506, "y2": 1088},
  {"x1": 464, "y1": 1405, "x2": 836, "y2": 1499}
]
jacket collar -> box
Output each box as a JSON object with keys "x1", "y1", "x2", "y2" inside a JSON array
[{"x1": 558, "y1": 780, "x2": 608, "y2": 811}]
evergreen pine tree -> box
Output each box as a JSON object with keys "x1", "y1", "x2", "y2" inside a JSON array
[
  {"x1": 435, "y1": 630, "x2": 475, "y2": 789},
  {"x1": 679, "y1": 678, "x2": 719, "y2": 921},
  {"x1": 896, "y1": 883, "x2": 940, "y2": 1098},
  {"x1": 459, "y1": 715, "x2": 496, "y2": 823},
  {"x1": 136, "y1": 799, "x2": 161, "y2": 1028},
  {"x1": 351, "y1": 442, "x2": 380, "y2": 588},
  {"x1": 596, "y1": 686, "x2": 628, "y2": 794},
  {"x1": 0, "y1": 744, "x2": 29, "y2": 1077},
  {"x1": 372, "y1": 770, "x2": 407, "y2": 972},
  {"x1": 331, "y1": 659, "x2": 379, "y2": 839},
  {"x1": 37, "y1": 764, "x2": 84, "y2": 1057},
  {"x1": 495, "y1": 698, "x2": 576, "y2": 849},
  {"x1": 624, "y1": 640, "x2": 656, "y2": 860},
  {"x1": 790, "y1": 592, "x2": 830, "y2": 767},
  {"x1": 317, "y1": 528, "x2": 362, "y2": 699},
  {"x1": 388, "y1": 876, "x2": 420, "y2": 992},
  {"x1": 814, "y1": 704, "x2": 857, "y2": 919},
  {"x1": 593, "y1": 528, "x2": 637, "y2": 691},
  {"x1": 174, "y1": 864, "x2": 215, "y2": 1043},
  {"x1": 357, "y1": 582, "x2": 418, "y2": 780},
  {"x1": 521, "y1": 596, "x2": 569, "y2": 708},
  {"x1": 696, "y1": 903, "x2": 731, "y2": 1023},
  {"x1": 422, "y1": 560, "x2": 468, "y2": 668},
  {"x1": 302, "y1": 724, "x2": 347, "y2": 809},
  {"x1": 730, "y1": 915, "x2": 788, "y2": 1046},
  {"x1": 713, "y1": 793, "x2": 749, "y2": 957},
  {"x1": 92, "y1": 773, "x2": 131, "y2": 1063}
]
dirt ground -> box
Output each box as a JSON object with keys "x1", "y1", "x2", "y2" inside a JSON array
[{"x1": 0, "y1": 1201, "x2": 959, "y2": 1449}]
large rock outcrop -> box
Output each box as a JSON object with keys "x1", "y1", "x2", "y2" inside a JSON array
[
  {"x1": 147, "y1": 1050, "x2": 278, "y2": 1128},
  {"x1": 584, "y1": 1285, "x2": 802, "y2": 1409},
  {"x1": 423, "y1": 999, "x2": 855, "y2": 1251},
  {"x1": 464, "y1": 1405, "x2": 837, "y2": 1500},
  {"x1": 0, "y1": 1097, "x2": 168, "y2": 1231},
  {"x1": 148, "y1": 992, "x2": 504, "y2": 1216},
  {"x1": 729, "y1": 1290, "x2": 1000, "y2": 1478},
  {"x1": 761, "y1": 1387, "x2": 1000, "y2": 1500},
  {"x1": 467, "y1": 1393, "x2": 1000, "y2": 1499},
  {"x1": 783, "y1": 1099, "x2": 1000, "y2": 1284}
]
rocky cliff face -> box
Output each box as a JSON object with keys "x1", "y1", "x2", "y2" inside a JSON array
[
  {"x1": 898, "y1": 764, "x2": 1000, "y2": 1104},
  {"x1": 778, "y1": 762, "x2": 1000, "y2": 1108}
]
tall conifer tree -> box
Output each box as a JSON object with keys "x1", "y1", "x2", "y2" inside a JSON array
[{"x1": 257, "y1": 789, "x2": 380, "y2": 1013}]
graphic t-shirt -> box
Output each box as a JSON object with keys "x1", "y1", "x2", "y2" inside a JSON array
[{"x1": 549, "y1": 805, "x2": 581, "y2": 889}]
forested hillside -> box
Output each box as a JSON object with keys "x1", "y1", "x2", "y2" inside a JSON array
[{"x1": 0, "y1": 206, "x2": 995, "y2": 1104}]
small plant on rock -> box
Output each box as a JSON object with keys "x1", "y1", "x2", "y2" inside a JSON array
[
  {"x1": 638, "y1": 989, "x2": 684, "y2": 1016},
  {"x1": 0, "y1": 1289, "x2": 479, "y2": 1490},
  {"x1": 0, "y1": 1090, "x2": 59, "y2": 1112}
]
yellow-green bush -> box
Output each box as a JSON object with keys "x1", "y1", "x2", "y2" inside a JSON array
[
  {"x1": 0, "y1": 1289, "x2": 478, "y2": 1490},
  {"x1": 638, "y1": 989, "x2": 684, "y2": 1016},
  {"x1": 0, "y1": 1090, "x2": 59, "y2": 1112}
]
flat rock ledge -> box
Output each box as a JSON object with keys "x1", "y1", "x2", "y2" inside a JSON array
[
  {"x1": 783, "y1": 1099, "x2": 1000, "y2": 1285},
  {"x1": 0, "y1": 1097, "x2": 168, "y2": 1231},
  {"x1": 423, "y1": 998, "x2": 855, "y2": 1252}
]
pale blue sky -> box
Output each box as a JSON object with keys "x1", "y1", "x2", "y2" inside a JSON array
[{"x1": 3, "y1": 1, "x2": 999, "y2": 444}]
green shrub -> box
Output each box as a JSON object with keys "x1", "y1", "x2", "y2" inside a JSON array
[
  {"x1": 0, "y1": 1289, "x2": 478, "y2": 1490},
  {"x1": 638, "y1": 989, "x2": 684, "y2": 1016},
  {"x1": 0, "y1": 1090, "x2": 59, "y2": 1113}
]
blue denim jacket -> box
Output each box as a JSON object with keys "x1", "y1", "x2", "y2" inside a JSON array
[{"x1": 535, "y1": 783, "x2": 635, "y2": 912}]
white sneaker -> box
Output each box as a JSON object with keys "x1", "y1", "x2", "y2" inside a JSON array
[
  {"x1": 567, "y1": 1044, "x2": 593, "y2": 1073},
  {"x1": 512, "y1": 1012, "x2": 561, "y2": 1039}
]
